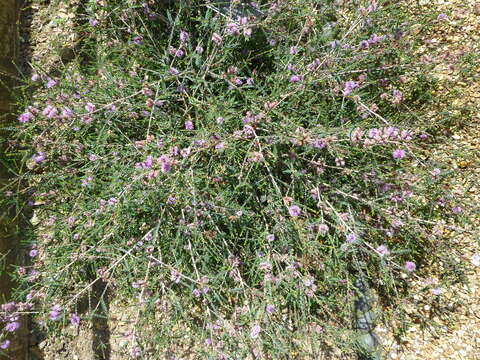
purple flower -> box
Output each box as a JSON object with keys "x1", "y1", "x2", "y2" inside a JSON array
[
  {"x1": 432, "y1": 287, "x2": 442, "y2": 295},
  {"x1": 49, "y1": 305, "x2": 62, "y2": 320},
  {"x1": 31, "y1": 73, "x2": 40, "y2": 81},
  {"x1": 288, "y1": 205, "x2": 301, "y2": 217},
  {"x1": 266, "y1": 234, "x2": 275, "y2": 242},
  {"x1": 29, "y1": 249, "x2": 38, "y2": 257},
  {"x1": 192, "y1": 288, "x2": 202, "y2": 297},
  {"x1": 42, "y1": 105, "x2": 58, "y2": 119},
  {"x1": 142, "y1": 155, "x2": 153, "y2": 168},
  {"x1": 180, "y1": 147, "x2": 191, "y2": 158},
  {"x1": 18, "y1": 112, "x2": 32, "y2": 123},
  {"x1": 250, "y1": 324, "x2": 261, "y2": 339},
  {"x1": 376, "y1": 245, "x2": 390, "y2": 257},
  {"x1": 359, "y1": 40, "x2": 369, "y2": 49},
  {"x1": 69, "y1": 313, "x2": 81, "y2": 326},
  {"x1": 175, "y1": 48, "x2": 184, "y2": 57},
  {"x1": 311, "y1": 138, "x2": 326, "y2": 149},
  {"x1": 266, "y1": 304, "x2": 275, "y2": 314},
  {"x1": 342, "y1": 81, "x2": 358, "y2": 96},
  {"x1": 437, "y1": 13, "x2": 448, "y2": 21},
  {"x1": 226, "y1": 23, "x2": 239, "y2": 35},
  {"x1": 46, "y1": 78, "x2": 57, "y2": 88},
  {"x1": 184, "y1": 120, "x2": 194, "y2": 130},
  {"x1": 89, "y1": 18, "x2": 98, "y2": 27},
  {"x1": 133, "y1": 36, "x2": 143, "y2": 45},
  {"x1": 452, "y1": 206, "x2": 462, "y2": 214},
  {"x1": 289, "y1": 46, "x2": 298, "y2": 54},
  {"x1": 169, "y1": 67, "x2": 179, "y2": 76},
  {"x1": 0, "y1": 340, "x2": 10, "y2": 349},
  {"x1": 32, "y1": 152, "x2": 46, "y2": 163},
  {"x1": 157, "y1": 155, "x2": 172, "y2": 173},
  {"x1": 289, "y1": 75, "x2": 301, "y2": 83},
  {"x1": 88, "y1": 154, "x2": 98, "y2": 161},
  {"x1": 392, "y1": 149, "x2": 406, "y2": 160},
  {"x1": 61, "y1": 107, "x2": 74, "y2": 119},
  {"x1": 195, "y1": 45, "x2": 204, "y2": 54},
  {"x1": 318, "y1": 223, "x2": 329, "y2": 235},
  {"x1": 5, "y1": 321, "x2": 20, "y2": 332},
  {"x1": 180, "y1": 30, "x2": 189, "y2": 42},
  {"x1": 85, "y1": 102, "x2": 95, "y2": 112},
  {"x1": 1, "y1": 302, "x2": 17, "y2": 312},
  {"x1": 404, "y1": 261, "x2": 416, "y2": 272},
  {"x1": 171, "y1": 270, "x2": 181, "y2": 283},
  {"x1": 246, "y1": 77, "x2": 254, "y2": 86},
  {"x1": 346, "y1": 233, "x2": 357, "y2": 243}
]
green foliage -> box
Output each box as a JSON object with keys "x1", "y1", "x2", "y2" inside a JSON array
[{"x1": 0, "y1": 0, "x2": 466, "y2": 357}]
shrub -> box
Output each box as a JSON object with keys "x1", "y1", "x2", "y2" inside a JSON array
[{"x1": 0, "y1": 0, "x2": 465, "y2": 358}]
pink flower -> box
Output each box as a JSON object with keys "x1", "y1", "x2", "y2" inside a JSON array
[
  {"x1": 85, "y1": 102, "x2": 95, "y2": 112},
  {"x1": 376, "y1": 245, "x2": 390, "y2": 257},
  {"x1": 318, "y1": 224, "x2": 329, "y2": 235},
  {"x1": 288, "y1": 205, "x2": 301, "y2": 217},
  {"x1": 226, "y1": 23, "x2": 239, "y2": 35},
  {"x1": 212, "y1": 32, "x2": 223, "y2": 45},
  {"x1": 404, "y1": 261, "x2": 416, "y2": 272}
]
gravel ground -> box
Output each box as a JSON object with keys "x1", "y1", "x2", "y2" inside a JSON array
[{"x1": 380, "y1": 1, "x2": 480, "y2": 359}]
